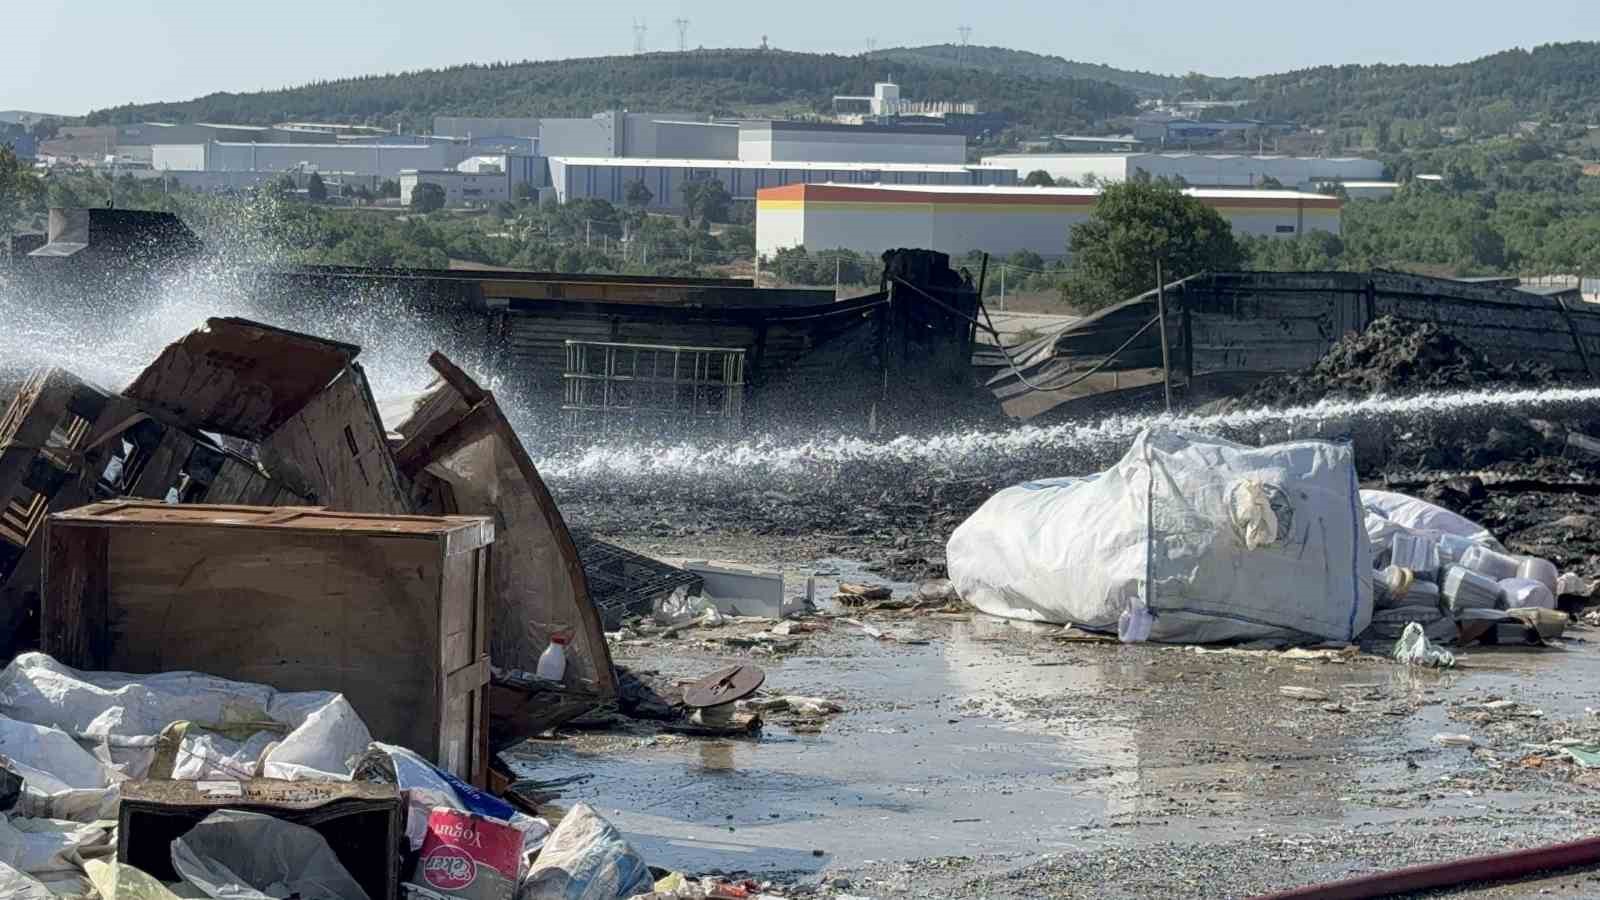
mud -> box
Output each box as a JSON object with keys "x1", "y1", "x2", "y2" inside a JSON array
[{"x1": 508, "y1": 536, "x2": 1600, "y2": 898}]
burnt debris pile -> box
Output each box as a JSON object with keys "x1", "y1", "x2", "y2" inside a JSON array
[{"x1": 1234, "y1": 315, "x2": 1555, "y2": 410}]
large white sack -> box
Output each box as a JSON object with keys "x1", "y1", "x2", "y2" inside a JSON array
[
  {"x1": 948, "y1": 428, "x2": 1372, "y2": 643},
  {"x1": 0, "y1": 653, "x2": 371, "y2": 783},
  {"x1": 1360, "y1": 490, "x2": 1500, "y2": 548}
]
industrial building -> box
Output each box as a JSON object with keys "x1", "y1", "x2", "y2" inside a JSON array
[
  {"x1": 755, "y1": 183, "x2": 1341, "y2": 259},
  {"x1": 738, "y1": 120, "x2": 965, "y2": 165},
  {"x1": 151, "y1": 141, "x2": 471, "y2": 179},
  {"x1": 399, "y1": 169, "x2": 513, "y2": 206},
  {"x1": 979, "y1": 152, "x2": 1384, "y2": 190},
  {"x1": 549, "y1": 157, "x2": 1017, "y2": 210}
]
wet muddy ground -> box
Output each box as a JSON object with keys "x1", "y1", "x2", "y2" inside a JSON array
[{"x1": 506, "y1": 536, "x2": 1600, "y2": 899}]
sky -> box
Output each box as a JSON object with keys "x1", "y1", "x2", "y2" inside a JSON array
[{"x1": 8, "y1": 0, "x2": 1599, "y2": 115}]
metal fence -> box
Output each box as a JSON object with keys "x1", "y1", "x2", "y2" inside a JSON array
[
  {"x1": 1520, "y1": 273, "x2": 1600, "y2": 304},
  {"x1": 562, "y1": 340, "x2": 746, "y2": 434}
]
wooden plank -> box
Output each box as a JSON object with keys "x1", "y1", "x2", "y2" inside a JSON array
[
  {"x1": 83, "y1": 527, "x2": 446, "y2": 768},
  {"x1": 54, "y1": 500, "x2": 490, "y2": 544},
  {"x1": 259, "y1": 365, "x2": 412, "y2": 515},
  {"x1": 410, "y1": 354, "x2": 617, "y2": 703},
  {"x1": 124, "y1": 318, "x2": 358, "y2": 441},
  {"x1": 41, "y1": 521, "x2": 108, "y2": 668}
]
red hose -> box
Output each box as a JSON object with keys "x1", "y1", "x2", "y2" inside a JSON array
[{"x1": 1253, "y1": 836, "x2": 1600, "y2": 899}]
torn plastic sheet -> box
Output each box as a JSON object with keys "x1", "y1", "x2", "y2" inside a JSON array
[
  {"x1": 0, "y1": 860, "x2": 53, "y2": 900},
  {"x1": 171, "y1": 809, "x2": 369, "y2": 900},
  {"x1": 0, "y1": 816, "x2": 115, "y2": 887},
  {"x1": 0, "y1": 653, "x2": 370, "y2": 784},
  {"x1": 85, "y1": 858, "x2": 205, "y2": 900}
]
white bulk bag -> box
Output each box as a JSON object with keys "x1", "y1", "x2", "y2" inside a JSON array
[{"x1": 948, "y1": 428, "x2": 1372, "y2": 643}]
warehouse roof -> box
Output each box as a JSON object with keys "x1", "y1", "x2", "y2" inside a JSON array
[
  {"x1": 757, "y1": 182, "x2": 1341, "y2": 207},
  {"x1": 548, "y1": 156, "x2": 1009, "y2": 173},
  {"x1": 982, "y1": 151, "x2": 1377, "y2": 164}
]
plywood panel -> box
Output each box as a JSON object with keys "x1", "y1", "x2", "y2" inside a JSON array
[
  {"x1": 259, "y1": 365, "x2": 411, "y2": 514},
  {"x1": 99, "y1": 529, "x2": 442, "y2": 762}
]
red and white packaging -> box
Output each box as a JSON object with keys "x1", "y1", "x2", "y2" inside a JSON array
[{"x1": 405, "y1": 807, "x2": 524, "y2": 900}]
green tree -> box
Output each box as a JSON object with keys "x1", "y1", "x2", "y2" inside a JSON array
[
  {"x1": 624, "y1": 178, "x2": 654, "y2": 208},
  {"x1": 379, "y1": 178, "x2": 401, "y2": 199},
  {"x1": 1023, "y1": 169, "x2": 1056, "y2": 187},
  {"x1": 0, "y1": 146, "x2": 46, "y2": 243},
  {"x1": 271, "y1": 174, "x2": 297, "y2": 197},
  {"x1": 307, "y1": 172, "x2": 328, "y2": 202},
  {"x1": 1065, "y1": 179, "x2": 1245, "y2": 310},
  {"x1": 680, "y1": 176, "x2": 731, "y2": 226},
  {"x1": 410, "y1": 182, "x2": 446, "y2": 213},
  {"x1": 513, "y1": 182, "x2": 536, "y2": 201}
]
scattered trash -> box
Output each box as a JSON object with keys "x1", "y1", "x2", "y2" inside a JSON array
[
  {"x1": 1433, "y1": 734, "x2": 1475, "y2": 747},
  {"x1": 518, "y1": 803, "x2": 653, "y2": 900},
  {"x1": 1563, "y1": 746, "x2": 1600, "y2": 768},
  {"x1": 1394, "y1": 622, "x2": 1457, "y2": 668},
  {"x1": 407, "y1": 808, "x2": 524, "y2": 900},
  {"x1": 1279, "y1": 686, "x2": 1330, "y2": 701},
  {"x1": 836, "y1": 583, "x2": 892, "y2": 607},
  {"x1": 679, "y1": 561, "x2": 799, "y2": 619},
  {"x1": 1498, "y1": 577, "x2": 1556, "y2": 610}
]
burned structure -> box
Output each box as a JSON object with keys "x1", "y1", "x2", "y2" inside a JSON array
[{"x1": 989, "y1": 270, "x2": 1600, "y2": 420}]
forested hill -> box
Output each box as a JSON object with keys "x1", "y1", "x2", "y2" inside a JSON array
[
  {"x1": 1235, "y1": 42, "x2": 1600, "y2": 127},
  {"x1": 83, "y1": 50, "x2": 1138, "y2": 134},
  {"x1": 869, "y1": 44, "x2": 1186, "y2": 97}
]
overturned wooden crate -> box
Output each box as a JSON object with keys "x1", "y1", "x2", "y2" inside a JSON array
[
  {"x1": 0, "y1": 366, "x2": 304, "y2": 658},
  {"x1": 43, "y1": 501, "x2": 494, "y2": 786}
]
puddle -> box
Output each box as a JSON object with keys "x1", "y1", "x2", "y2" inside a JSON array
[{"x1": 510, "y1": 544, "x2": 1600, "y2": 877}]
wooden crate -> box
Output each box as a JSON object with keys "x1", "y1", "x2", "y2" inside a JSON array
[
  {"x1": 118, "y1": 779, "x2": 403, "y2": 900},
  {"x1": 43, "y1": 501, "x2": 495, "y2": 786}
]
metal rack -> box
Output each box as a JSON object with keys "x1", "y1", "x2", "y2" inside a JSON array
[
  {"x1": 572, "y1": 532, "x2": 704, "y2": 629},
  {"x1": 562, "y1": 340, "x2": 746, "y2": 434}
]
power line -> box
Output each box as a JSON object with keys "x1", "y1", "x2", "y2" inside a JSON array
[{"x1": 673, "y1": 18, "x2": 690, "y2": 52}]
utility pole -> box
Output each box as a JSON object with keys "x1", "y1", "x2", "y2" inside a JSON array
[
  {"x1": 999, "y1": 264, "x2": 1006, "y2": 311},
  {"x1": 673, "y1": 18, "x2": 690, "y2": 52},
  {"x1": 633, "y1": 18, "x2": 648, "y2": 54}
]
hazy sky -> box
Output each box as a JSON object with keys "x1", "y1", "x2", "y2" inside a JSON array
[{"x1": 9, "y1": 0, "x2": 1599, "y2": 115}]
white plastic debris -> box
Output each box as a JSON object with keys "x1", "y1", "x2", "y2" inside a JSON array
[
  {"x1": 1278, "y1": 686, "x2": 1329, "y2": 701},
  {"x1": 518, "y1": 803, "x2": 652, "y2": 900},
  {"x1": 652, "y1": 590, "x2": 725, "y2": 628},
  {"x1": 1498, "y1": 577, "x2": 1556, "y2": 611},
  {"x1": 1390, "y1": 533, "x2": 1440, "y2": 582},
  {"x1": 1558, "y1": 572, "x2": 1592, "y2": 597},
  {"x1": 1433, "y1": 733, "x2": 1474, "y2": 747},
  {"x1": 1442, "y1": 566, "x2": 1501, "y2": 614},
  {"x1": 1517, "y1": 556, "x2": 1560, "y2": 595},
  {"x1": 1461, "y1": 545, "x2": 1521, "y2": 581},
  {"x1": 1393, "y1": 622, "x2": 1456, "y2": 668},
  {"x1": 0, "y1": 653, "x2": 371, "y2": 784}
]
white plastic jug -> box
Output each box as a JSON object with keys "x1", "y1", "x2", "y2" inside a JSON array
[{"x1": 537, "y1": 634, "x2": 569, "y2": 682}]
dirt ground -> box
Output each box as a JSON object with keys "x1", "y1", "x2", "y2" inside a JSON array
[{"x1": 505, "y1": 535, "x2": 1600, "y2": 899}]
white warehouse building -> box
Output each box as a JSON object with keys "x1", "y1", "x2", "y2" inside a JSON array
[
  {"x1": 756, "y1": 183, "x2": 1342, "y2": 259},
  {"x1": 152, "y1": 141, "x2": 470, "y2": 178},
  {"x1": 547, "y1": 157, "x2": 1017, "y2": 211},
  {"x1": 980, "y1": 153, "x2": 1385, "y2": 190},
  {"x1": 737, "y1": 120, "x2": 966, "y2": 165}
]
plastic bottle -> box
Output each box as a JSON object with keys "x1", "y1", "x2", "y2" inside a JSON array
[
  {"x1": 537, "y1": 634, "x2": 569, "y2": 681},
  {"x1": 1517, "y1": 556, "x2": 1559, "y2": 595}
]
